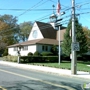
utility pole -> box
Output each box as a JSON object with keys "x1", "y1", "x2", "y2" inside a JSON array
[{"x1": 71, "y1": 0, "x2": 77, "y2": 74}]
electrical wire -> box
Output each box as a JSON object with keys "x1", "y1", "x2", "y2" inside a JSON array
[
  {"x1": 0, "y1": 8, "x2": 55, "y2": 11},
  {"x1": 0, "y1": 0, "x2": 90, "y2": 36},
  {"x1": 57, "y1": 1, "x2": 90, "y2": 23},
  {"x1": 17, "y1": 0, "x2": 44, "y2": 17},
  {"x1": 35, "y1": 13, "x2": 52, "y2": 21},
  {"x1": 76, "y1": 1, "x2": 90, "y2": 8},
  {"x1": 1, "y1": 10, "x2": 90, "y2": 35},
  {"x1": 17, "y1": 0, "x2": 49, "y2": 17}
]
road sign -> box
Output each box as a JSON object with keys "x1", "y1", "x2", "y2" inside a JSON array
[{"x1": 71, "y1": 42, "x2": 80, "y2": 51}]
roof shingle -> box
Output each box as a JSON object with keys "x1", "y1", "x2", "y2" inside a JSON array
[{"x1": 36, "y1": 21, "x2": 57, "y2": 39}]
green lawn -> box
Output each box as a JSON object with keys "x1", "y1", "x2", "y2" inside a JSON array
[
  {"x1": 1, "y1": 56, "x2": 90, "y2": 72},
  {"x1": 29, "y1": 61, "x2": 90, "y2": 72}
]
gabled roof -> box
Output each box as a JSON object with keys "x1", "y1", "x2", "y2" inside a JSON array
[
  {"x1": 8, "y1": 21, "x2": 66, "y2": 48},
  {"x1": 36, "y1": 21, "x2": 57, "y2": 39},
  {"x1": 8, "y1": 38, "x2": 58, "y2": 48}
]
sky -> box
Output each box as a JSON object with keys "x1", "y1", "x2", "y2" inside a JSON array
[{"x1": 0, "y1": 0, "x2": 90, "y2": 29}]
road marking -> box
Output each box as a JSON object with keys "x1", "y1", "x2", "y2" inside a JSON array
[
  {"x1": 0, "y1": 68, "x2": 76, "y2": 90},
  {"x1": 0, "y1": 86, "x2": 7, "y2": 90}
]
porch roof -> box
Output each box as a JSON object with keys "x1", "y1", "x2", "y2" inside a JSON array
[{"x1": 8, "y1": 38, "x2": 59, "y2": 48}]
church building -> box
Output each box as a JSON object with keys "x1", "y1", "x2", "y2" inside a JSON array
[{"x1": 8, "y1": 14, "x2": 66, "y2": 56}]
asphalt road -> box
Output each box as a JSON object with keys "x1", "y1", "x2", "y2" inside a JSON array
[{"x1": 0, "y1": 64, "x2": 89, "y2": 90}]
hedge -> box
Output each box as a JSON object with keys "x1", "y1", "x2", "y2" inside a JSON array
[{"x1": 20, "y1": 56, "x2": 58, "y2": 63}]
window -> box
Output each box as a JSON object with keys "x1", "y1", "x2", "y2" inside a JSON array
[
  {"x1": 42, "y1": 46, "x2": 44, "y2": 51},
  {"x1": 42, "y1": 45, "x2": 48, "y2": 51},
  {"x1": 46, "y1": 46, "x2": 48, "y2": 51},
  {"x1": 14, "y1": 47, "x2": 18, "y2": 51},
  {"x1": 22, "y1": 46, "x2": 28, "y2": 51}
]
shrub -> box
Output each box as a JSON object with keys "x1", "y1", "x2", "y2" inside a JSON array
[
  {"x1": 50, "y1": 45, "x2": 58, "y2": 55},
  {"x1": 3, "y1": 55, "x2": 18, "y2": 62},
  {"x1": 20, "y1": 56, "x2": 33, "y2": 63},
  {"x1": 46, "y1": 56, "x2": 58, "y2": 62},
  {"x1": 3, "y1": 48, "x2": 8, "y2": 56},
  {"x1": 41, "y1": 52, "x2": 53, "y2": 56},
  {"x1": 33, "y1": 51, "x2": 41, "y2": 56},
  {"x1": 28, "y1": 52, "x2": 33, "y2": 56},
  {"x1": 20, "y1": 56, "x2": 43, "y2": 63}
]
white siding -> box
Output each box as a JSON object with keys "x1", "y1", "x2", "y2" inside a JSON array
[
  {"x1": 21, "y1": 45, "x2": 36, "y2": 56},
  {"x1": 28, "y1": 22, "x2": 44, "y2": 40},
  {"x1": 37, "y1": 45, "x2": 42, "y2": 53},
  {"x1": 8, "y1": 44, "x2": 56, "y2": 56},
  {"x1": 50, "y1": 22, "x2": 56, "y2": 29},
  {"x1": 8, "y1": 47, "x2": 18, "y2": 56},
  {"x1": 8, "y1": 45, "x2": 37, "y2": 56}
]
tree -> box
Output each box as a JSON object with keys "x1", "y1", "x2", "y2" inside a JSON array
[
  {"x1": 83, "y1": 27, "x2": 90, "y2": 46},
  {"x1": 61, "y1": 17, "x2": 88, "y2": 56},
  {"x1": 51, "y1": 45, "x2": 58, "y2": 55},
  {"x1": 0, "y1": 42, "x2": 7, "y2": 55},
  {"x1": 19, "y1": 21, "x2": 33, "y2": 41},
  {"x1": 0, "y1": 14, "x2": 20, "y2": 45},
  {"x1": 61, "y1": 19, "x2": 72, "y2": 56},
  {"x1": 0, "y1": 14, "x2": 20, "y2": 55}
]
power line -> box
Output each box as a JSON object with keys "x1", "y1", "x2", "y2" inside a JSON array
[
  {"x1": 0, "y1": 0, "x2": 90, "y2": 35},
  {"x1": 0, "y1": 8, "x2": 55, "y2": 11},
  {"x1": 0, "y1": 9, "x2": 26, "y2": 11},
  {"x1": 1, "y1": 10, "x2": 90, "y2": 35},
  {"x1": 17, "y1": 0, "x2": 49, "y2": 17},
  {"x1": 48, "y1": 0, "x2": 56, "y2": 3},
  {"x1": 17, "y1": 0, "x2": 44, "y2": 17},
  {"x1": 76, "y1": 1, "x2": 90, "y2": 8},
  {"x1": 35, "y1": 13, "x2": 52, "y2": 21}
]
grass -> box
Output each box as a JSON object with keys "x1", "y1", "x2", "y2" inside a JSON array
[
  {"x1": 77, "y1": 61, "x2": 90, "y2": 72},
  {"x1": 1, "y1": 56, "x2": 90, "y2": 72},
  {"x1": 28, "y1": 61, "x2": 90, "y2": 72}
]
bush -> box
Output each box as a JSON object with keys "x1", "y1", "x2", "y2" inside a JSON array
[
  {"x1": 33, "y1": 51, "x2": 41, "y2": 56},
  {"x1": 44, "y1": 56, "x2": 58, "y2": 62},
  {"x1": 50, "y1": 45, "x2": 58, "y2": 55},
  {"x1": 20, "y1": 56, "x2": 33, "y2": 63},
  {"x1": 3, "y1": 48, "x2": 8, "y2": 56},
  {"x1": 41, "y1": 52, "x2": 53, "y2": 56},
  {"x1": 28, "y1": 52, "x2": 33, "y2": 56},
  {"x1": 82, "y1": 54, "x2": 90, "y2": 61},
  {"x1": 20, "y1": 56, "x2": 58, "y2": 63},
  {"x1": 3, "y1": 55, "x2": 18, "y2": 62},
  {"x1": 20, "y1": 56, "x2": 43, "y2": 63}
]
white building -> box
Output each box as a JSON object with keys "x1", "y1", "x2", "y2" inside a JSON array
[{"x1": 8, "y1": 14, "x2": 66, "y2": 56}]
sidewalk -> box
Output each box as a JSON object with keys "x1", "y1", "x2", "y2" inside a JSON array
[{"x1": 0, "y1": 60, "x2": 90, "y2": 80}]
